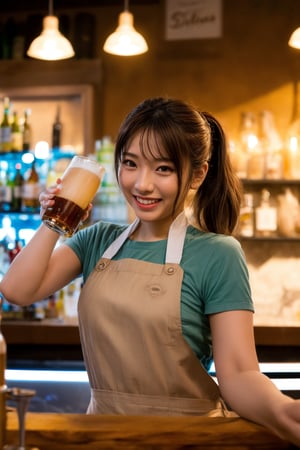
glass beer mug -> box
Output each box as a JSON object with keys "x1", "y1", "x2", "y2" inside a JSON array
[{"x1": 42, "y1": 156, "x2": 105, "y2": 236}]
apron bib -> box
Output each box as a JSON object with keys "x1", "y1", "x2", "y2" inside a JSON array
[{"x1": 78, "y1": 212, "x2": 233, "y2": 416}]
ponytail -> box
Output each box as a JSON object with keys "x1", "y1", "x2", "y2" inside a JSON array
[{"x1": 193, "y1": 112, "x2": 242, "y2": 235}]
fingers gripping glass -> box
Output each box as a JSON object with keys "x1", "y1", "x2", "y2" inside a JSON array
[{"x1": 42, "y1": 156, "x2": 105, "y2": 236}]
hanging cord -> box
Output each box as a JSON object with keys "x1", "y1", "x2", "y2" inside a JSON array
[
  {"x1": 124, "y1": 0, "x2": 129, "y2": 12},
  {"x1": 48, "y1": 0, "x2": 54, "y2": 16}
]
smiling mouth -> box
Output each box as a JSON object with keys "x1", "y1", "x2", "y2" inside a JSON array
[{"x1": 135, "y1": 196, "x2": 161, "y2": 205}]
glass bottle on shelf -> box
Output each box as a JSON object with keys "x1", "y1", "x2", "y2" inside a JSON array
[
  {"x1": 52, "y1": 105, "x2": 62, "y2": 150},
  {"x1": 259, "y1": 110, "x2": 283, "y2": 180},
  {"x1": 0, "y1": 164, "x2": 6, "y2": 212},
  {"x1": 22, "y1": 159, "x2": 40, "y2": 211},
  {"x1": 239, "y1": 193, "x2": 254, "y2": 237},
  {"x1": 2, "y1": 170, "x2": 13, "y2": 212},
  {"x1": 286, "y1": 120, "x2": 300, "y2": 179},
  {"x1": 240, "y1": 112, "x2": 265, "y2": 180},
  {"x1": 22, "y1": 109, "x2": 32, "y2": 151},
  {"x1": 12, "y1": 162, "x2": 24, "y2": 212},
  {"x1": 255, "y1": 189, "x2": 277, "y2": 237},
  {"x1": 11, "y1": 110, "x2": 23, "y2": 153},
  {"x1": 8, "y1": 239, "x2": 23, "y2": 263},
  {"x1": 285, "y1": 80, "x2": 300, "y2": 179},
  {"x1": 0, "y1": 97, "x2": 12, "y2": 154},
  {"x1": 236, "y1": 112, "x2": 263, "y2": 180}
]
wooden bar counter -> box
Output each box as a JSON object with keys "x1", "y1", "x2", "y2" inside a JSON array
[
  {"x1": 2, "y1": 321, "x2": 300, "y2": 364},
  {"x1": 5, "y1": 412, "x2": 299, "y2": 449}
]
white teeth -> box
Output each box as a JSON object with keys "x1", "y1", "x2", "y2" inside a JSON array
[{"x1": 136, "y1": 197, "x2": 158, "y2": 205}]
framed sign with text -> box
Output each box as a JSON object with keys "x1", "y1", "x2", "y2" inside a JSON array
[{"x1": 165, "y1": 0, "x2": 222, "y2": 41}]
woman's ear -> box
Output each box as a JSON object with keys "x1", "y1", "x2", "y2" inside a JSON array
[{"x1": 190, "y1": 162, "x2": 209, "y2": 190}]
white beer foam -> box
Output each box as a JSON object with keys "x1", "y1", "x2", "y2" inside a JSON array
[{"x1": 70, "y1": 156, "x2": 105, "y2": 178}]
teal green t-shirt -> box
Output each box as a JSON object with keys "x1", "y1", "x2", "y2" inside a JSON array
[{"x1": 66, "y1": 221, "x2": 253, "y2": 370}]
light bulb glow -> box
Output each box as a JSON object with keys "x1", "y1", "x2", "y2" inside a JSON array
[
  {"x1": 247, "y1": 134, "x2": 258, "y2": 150},
  {"x1": 35, "y1": 141, "x2": 50, "y2": 159},
  {"x1": 289, "y1": 136, "x2": 298, "y2": 152},
  {"x1": 103, "y1": 12, "x2": 148, "y2": 56},
  {"x1": 27, "y1": 16, "x2": 75, "y2": 61},
  {"x1": 289, "y1": 27, "x2": 300, "y2": 49}
]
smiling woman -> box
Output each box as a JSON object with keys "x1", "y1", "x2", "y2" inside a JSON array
[{"x1": 1, "y1": 97, "x2": 300, "y2": 447}]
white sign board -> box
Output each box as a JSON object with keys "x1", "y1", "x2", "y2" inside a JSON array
[{"x1": 165, "y1": 0, "x2": 222, "y2": 41}]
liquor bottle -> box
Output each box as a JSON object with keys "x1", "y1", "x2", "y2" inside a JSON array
[
  {"x1": 255, "y1": 189, "x2": 277, "y2": 237},
  {"x1": 2, "y1": 170, "x2": 13, "y2": 212},
  {"x1": 11, "y1": 110, "x2": 23, "y2": 152},
  {"x1": 239, "y1": 193, "x2": 254, "y2": 237},
  {"x1": 8, "y1": 239, "x2": 22, "y2": 263},
  {"x1": 22, "y1": 159, "x2": 40, "y2": 211},
  {"x1": 52, "y1": 105, "x2": 62, "y2": 150},
  {"x1": 236, "y1": 112, "x2": 259, "y2": 179},
  {"x1": 12, "y1": 162, "x2": 24, "y2": 211},
  {"x1": 0, "y1": 97, "x2": 11, "y2": 153},
  {"x1": 22, "y1": 109, "x2": 32, "y2": 151},
  {"x1": 259, "y1": 110, "x2": 283, "y2": 180},
  {"x1": 238, "y1": 112, "x2": 264, "y2": 180},
  {"x1": 0, "y1": 166, "x2": 5, "y2": 212}
]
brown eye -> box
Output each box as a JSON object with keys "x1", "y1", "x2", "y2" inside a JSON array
[{"x1": 157, "y1": 165, "x2": 175, "y2": 173}]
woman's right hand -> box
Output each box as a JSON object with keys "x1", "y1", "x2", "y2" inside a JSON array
[{"x1": 39, "y1": 179, "x2": 62, "y2": 218}]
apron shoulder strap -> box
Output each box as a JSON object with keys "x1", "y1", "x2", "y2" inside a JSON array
[
  {"x1": 101, "y1": 212, "x2": 189, "y2": 264},
  {"x1": 165, "y1": 212, "x2": 188, "y2": 264},
  {"x1": 101, "y1": 218, "x2": 140, "y2": 259}
]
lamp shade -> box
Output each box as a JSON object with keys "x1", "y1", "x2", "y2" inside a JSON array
[
  {"x1": 27, "y1": 16, "x2": 75, "y2": 61},
  {"x1": 103, "y1": 11, "x2": 148, "y2": 56},
  {"x1": 288, "y1": 27, "x2": 300, "y2": 49}
]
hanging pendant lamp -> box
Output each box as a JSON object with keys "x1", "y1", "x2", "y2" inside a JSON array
[
  {"x1": 103, "y1": 0, "x2": 148, "y2": 56},
  {"x1": 289, "y1": 27, "x2": 300, "y2": 49},
  {"x1": 27, "y1": 0, "x2": 75, "y2": 61}
]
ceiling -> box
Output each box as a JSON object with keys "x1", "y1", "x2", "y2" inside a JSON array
[{"x1": 0, "y1": 0, "x2": 157, "y2": 13}]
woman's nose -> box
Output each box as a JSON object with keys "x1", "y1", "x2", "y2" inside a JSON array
[{"x1": 134, "y1": 168, "x2": 154, "y2": 193}]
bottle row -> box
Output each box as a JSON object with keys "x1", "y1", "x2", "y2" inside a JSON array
[
  {"x1": 1, "y1": 272, "x2": 82, "y2": 323},
  {"x1": 0, "y1": 135, "x2": 129, "y2": 221},
  {"x1": 0, "y1": 97, "x2": 31, "y2": 153},
  {"x1": 238, "y1": 188, "x2": 300, "y2": 238},
  {"x1": 230, "y1": 110, "x2": 300, "y2": 180},
  {"x1": 0, "y1": 96, "x2": 62, "y2": 154},
  {"x1": 0, "y1": 159, "x2": 41, "y2": 213}
]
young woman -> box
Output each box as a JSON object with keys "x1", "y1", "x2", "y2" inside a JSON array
[{"x1": 1, "y1": 98, "x2": 300, "y2": 445}]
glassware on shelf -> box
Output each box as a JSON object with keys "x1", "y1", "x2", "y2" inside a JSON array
[
  {"x1": 277, "y1": 188, "x2": 300, "y2": 237},
  {"x1": 258, "y1": 110, "x2": 283, "y2": 180},
  {"x1": 239, "y1": 193, "x2": 254, "y2": 237},
  {"x1": 255, "y1": 189, "x2": 277, "y2": 237},
  {"x1": 285, "y1": 80, "x2": 300, "y2": 179},
  {"x1": 236, "y1": 112, "x2": 260, "y2": 179},
  {"x1": 286, "y1": 119, "x2": 300, "y2": 179}
]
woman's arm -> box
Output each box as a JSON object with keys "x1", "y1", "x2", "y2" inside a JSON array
[
  {"x1": 0, "y1": 183, "x2": 83, "y2": 306},
  {"x1": 0, "y1": 223, "x2": 82, "y2": 306},
  {"x1": 210, "y1": 310, "x2": 300, "y2": 446}
]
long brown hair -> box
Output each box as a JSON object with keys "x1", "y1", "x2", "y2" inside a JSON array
[{"x1": 114, "y1": 97, "x2": 242, "y2": 235}]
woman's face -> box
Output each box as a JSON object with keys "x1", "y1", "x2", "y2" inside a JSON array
[{"x1": 118, "y1": 132, "x2": 187, "y2": 227}]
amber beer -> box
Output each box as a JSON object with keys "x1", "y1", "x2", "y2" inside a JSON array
[{"x1": 42, "y1": 156, "x2": 104, "y2": 236}]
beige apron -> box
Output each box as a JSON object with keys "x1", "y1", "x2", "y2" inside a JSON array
[{"x1": 78, "y1": 212, "x2": 234, "y2": 416}]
